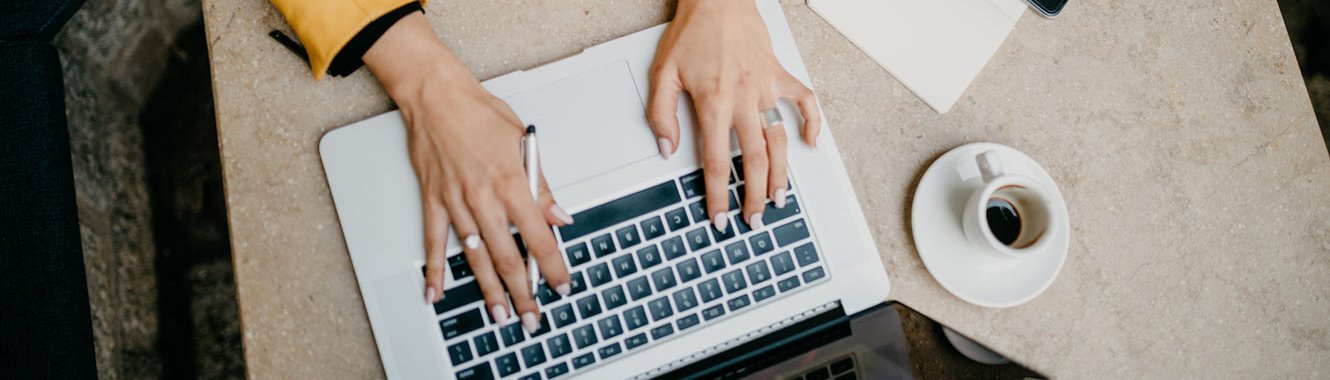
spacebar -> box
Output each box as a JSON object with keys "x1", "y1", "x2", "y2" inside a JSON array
[{"x1": 558, "y1": 180, "x2": 682, "y2": 242}]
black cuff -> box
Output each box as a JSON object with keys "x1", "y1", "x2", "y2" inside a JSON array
[{"x1": 327, "y1": 3, "x2": 423, "y2": 77}]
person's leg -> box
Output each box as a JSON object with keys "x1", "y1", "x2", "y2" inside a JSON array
[{"x1": 0, "y1": 0, "x2": 95, "y2": 378}]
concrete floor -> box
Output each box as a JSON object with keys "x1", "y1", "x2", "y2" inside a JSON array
[{"x1": 53, "y1": 0, "x2": 1329, "y2": 378}]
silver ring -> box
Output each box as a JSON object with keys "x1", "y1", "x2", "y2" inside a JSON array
[{"x1": 760, "y1": 107, "x2": 782, "y2": 127}]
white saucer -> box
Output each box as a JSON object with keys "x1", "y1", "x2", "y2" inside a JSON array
[{"x1": 910, "y1": 143, "x2": 1069, "y2": 308}]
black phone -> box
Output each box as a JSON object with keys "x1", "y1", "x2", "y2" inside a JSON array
[{"x1": 1024, "y1": 0, "x2": 1068, "y2": 17}]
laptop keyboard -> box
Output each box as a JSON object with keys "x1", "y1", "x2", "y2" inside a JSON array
[
  {"x1": 786, "y1": 354, "x2": 859, "y2": 380},
  {"x1": 433, "y1": 156, "x2": 830, "y2": 380}
]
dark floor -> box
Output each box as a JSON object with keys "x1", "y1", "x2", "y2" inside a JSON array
[{"x1": 54, "y1": 1, "x2": 1329, "y2": 378}]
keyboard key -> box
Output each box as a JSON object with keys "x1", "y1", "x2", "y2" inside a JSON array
[
  {"x1": 520, "y1": 342, "x2": 547, "y2": 368},
  {"x1": 565, "y1": 243, "x2": 592, "y2": 267},
  {"x1": 688, "y1": 201, "x2": 707, "y2": 223},
  {"x1": 673, "y1": 288, "x2": 699, "y2": 311},
  {"x1": 440, "y1": 308, "x2": 484, "y2": 340},
  {"x1": 625, "y1": 333, "x2": 649, "y2": 350},
  {"x1": 773, "y1": 219, "x2": 811, "y2": 247},
  {"x1": 434, "y1": 280, "x2": 482, "y2": 315},
  {"x1": 794, "y1": 242, "x2": 820, "y2": 266},
  {"x1": 637, "y1": 245, "x2": 664, "y2": 269},
  {"x1": 749, "y1": 232, "x2": 775, "y2": 255},
  {"x1": 500, "y1": 322, "x2": 526, "y2": 346},
  {"x1": 651, "y1": 267, "x2": 677, "y2": 291},
  {"x1": 679, "y1": 170, "x2": 705, "y2": 199},
  {"x1": 728, "y1": 191, "x2": 740, "y2": 211},
  {"x1": 627, "y1": 277, "x2": 652, "y2": 301},
  {"x1": 762, "y1": 195, "x2": 801, "y2": 226},
  {"x1": 624, "y1": 306, "x2": 649, "y2": 330},
  {"x1": 641, "y1": 216, "x2": 667, "y2": 241},
  {"x1": 803, "y1": 267, "x2": 827, "y2": 283},
  {"x1": 546, "y1": 333, "x2": 572, "y2": 359},
  {"x1": 732, "y1": 155, "x2": 744, "y2": 181},
  {"x1": 601, "y1": 285, "x2": 627, "y2": 311},
  {"x1": 831, "y1": 357, "x2": 855, "y2": 374},
  {"x1": 616, "y1": 225, "x2": 642, "y2": 249},
  {"x1": 573, "y1": 325, "x2": 598, "y2": 349},
  {"x1": 559, "y1": 181, "x2": 682, "y2": 241},
  {"x1": 685, "y1": 227, "x2": 712, "y2": 251},
  {"x1": 777, "y1": 276, "x2": 802, "y2": 292},
  {"x1": 702, "y1": 304, "x2": 726, "y2": 321},
  {"x1": 771, "y1": 251, "x2": 797, "y2": 276},
  {"x1": 588, "y1": 262, "x2": 613, "y2": 287},
  {"x1": 456, "y1": 362, "x2": 494, "y2": 380},
  {"x1": 651, "y1": 324, "x2": 675, "y2": 339},
  {"x1": 713, "y1": 221, "x2": 736, "y2": 242},
  {"x1": 598, "y1": 342, "x2": 624, "y2": 359},
  {"x1": 447, "y1": 254, "x2": 472, "y2": 280},
  {"x1": 698, "y1": 279, "x2": 724, "y2": 303},
  {"x1": 661, "y1": 236, "x2": 687, "y2": 260},
  {"x1": 536, "y1": 282, "x2": 561, "y2": 306},
  {"x1": 664, "y1": 207, "x2": 690, "y2": 232},
  {"x1": 597, "y1": 315, "x2": 624, "y2": 339},
  {"x1": 474, "y1": 332, "x2": 499, "y2": 357},
  {"x1": 676, "y1": 314, "x2": 701, "y2": 331},
  {"x1": 722, "y1": 269, "x2": 748, "y2": 293},
  {"x1": 576, "y1": 294, "x2": 602, "y2": 319},
  {"x1": 752, "y1": 285, "x2": 776, "y2": 302},
  {"x1": 806, "y1": 367, "x2": 831, "y2": 380},
  {"x1": 495, "y1": 353, "x2": 520, "y2": 377},
  {"x1": 591, "y1": 234, "x2": 616, "y2": 258},
  {"x1": 724, "y1": 242, "x2": 750, "y2": 265},
  {"x1": 545, "y1": 362, "x2": 570, "y2": 379},
  {"x1": 448, "y1": 342, "x2": 473, "y2": 365},
  {"x1": 531, "y1": 313, "x2": 552, "y2": 337},
  {"x1": 648, "y1": 297, "x2": 674, "y2": 321},
  {"x1": 746, "y1": 260, "x2": 772, "y2": 284},
  {"x1": 572, "y1": 353, "x2": 596, "y2": 369},
  {"x1": 727, "y1": 294, "x2": 753, "y2": 311},
  {"x1": 732, "y1": 213, "x2": 752, "y2": 235},
  {"x1": 676, "y1": 258, "x2": 702, "y2": 282},
  {"x1": 701, "y1": 250, "x2": 726, "y2": 273},
  {"x1": 612, "y1": 254, "x2": 638, "y2": 278},
  {"x1": 551, "y1": 304, "x2": 577, "y2": 329},
  {"x1": 569, "y1": 272, "x2": 588, "y2": 295}
]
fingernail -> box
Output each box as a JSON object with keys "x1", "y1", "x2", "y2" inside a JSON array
[
  {"x1": 425, "y1": 287, "x2": 436, "y2": 303},
  {"x1": 712, "y1": 212, "x2": 729, "y2": 232},
  {"x1": 749, "y1": 213, "x2": 765, "y2": 230},
  {"x1": 555, "y1": 283, "x2": 571, "y2": 297},
  {"x1": 464, "y1": 235, "x2": 481, "y2": 250},
  {"x1": 522, "y1": 312, "x2": 539, "y2": 333},
  {"x1": 657, "y1": 138, "x2": 673, "y2": 160},
  {"x1": 490, "y1": 305, "x2": 509, "y2": 323},
  {"x1": 774, "y1": 188, "x2": 787, "y2": 208},
  {"x1": 551, "y1": 204, "x2": 574, "y2": 225}
]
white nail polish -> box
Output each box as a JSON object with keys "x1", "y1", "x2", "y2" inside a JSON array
[
  {"x1": 774, "y1": 188, "x2": 787, "y2": 208},
  {"x1": 522, "y1": 312, "x2": 539, "y2": 333},
  {"x1": 555, "y1": 283, "x2": 571, "y2": 297},
  {"x1": 425, "y1": 287, "x2": 436, "y2": 303},
  {"x1": 713, "y1": 213, "x2": 729, "y2": 232},
  {"x1": 551, "y1": 204, "x2": 574, "y2": 225},
  {"x1": 490, "y1": 305, "x2": 509, "y2": 323},
  {"x1": 657, "y1": 138, "x2": 673, "y2": 160},
  {"x1": 464, "y1": 235, "x2": 481, "y2": 250},
  {"x1": 749, "y1": 213, "x2": 765, "y2": 230}
]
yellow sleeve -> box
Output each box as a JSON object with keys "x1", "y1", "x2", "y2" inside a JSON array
[{"x1": 269, "y1": 0, "x2": 426, "y2": 80}]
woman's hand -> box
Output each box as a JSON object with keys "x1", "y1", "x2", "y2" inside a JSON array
[
  {"x1": 648, "y1": 0, "x2": 822, "y2": 232},
  {"x1": 364, "y1": 13, "x2": 574, "y2": 333}
]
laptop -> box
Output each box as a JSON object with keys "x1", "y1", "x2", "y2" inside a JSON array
[{"x1": 319, "y1": 1, "x2": 891, "y2": 378}]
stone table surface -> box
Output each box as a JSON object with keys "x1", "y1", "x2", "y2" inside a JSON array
[{"x1": 203, "y1": 0, "x2": 1330, "y2": 378}]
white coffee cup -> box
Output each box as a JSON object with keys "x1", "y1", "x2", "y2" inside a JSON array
[{"x1": 962, "y1": 150, "x2": 1058, "y2": 258}]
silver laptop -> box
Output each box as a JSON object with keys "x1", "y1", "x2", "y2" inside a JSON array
[{"x1": 319, "y1": 1, "x2": 890, "y2": 378}]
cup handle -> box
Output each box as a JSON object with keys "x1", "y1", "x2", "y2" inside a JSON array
[{"x1": 977, "y1": 150, "x2": 1003, "y2": 182}]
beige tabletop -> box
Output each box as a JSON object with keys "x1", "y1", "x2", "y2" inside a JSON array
[{"x1": 203, "y1": 0, "x2": 1330, "y2": 378}]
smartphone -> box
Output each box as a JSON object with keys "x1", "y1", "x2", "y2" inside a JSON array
[{"x1": 1024, "y1": 0, "x2": 1068, "y2": 18}]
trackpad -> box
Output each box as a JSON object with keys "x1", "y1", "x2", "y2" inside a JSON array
[{"x1": 502, "y1": 61, "x2": 656, "y2": 190}]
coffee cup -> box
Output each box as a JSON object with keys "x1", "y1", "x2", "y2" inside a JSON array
[{"x1": 962, "y1": 150, "x2": 1058, "y2": 258}]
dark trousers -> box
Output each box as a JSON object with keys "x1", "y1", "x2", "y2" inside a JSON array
[{"x1": 1, "y1": 0, "x2": 96, "y2": 378}]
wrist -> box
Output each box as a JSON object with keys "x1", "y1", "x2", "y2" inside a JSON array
[{"x1": 364, "y1": 13, "x2": 476, "y2": 105}]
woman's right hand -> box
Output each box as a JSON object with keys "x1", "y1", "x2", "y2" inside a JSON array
[{"x1": 363, "y1": 13, "x2": 574, "y2": 333}]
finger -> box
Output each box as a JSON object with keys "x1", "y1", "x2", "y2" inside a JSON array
[
  {"x1": 423, "y1": 195, "x2": 450, "y2": 303},
  {"x1": 443, "y1": 186, "x2": 510, "y2": 323},
  {"x1": 777, "y1": 72, "x2": 822, "y2": 147},
  {"x1": 466, "y1": 187, "x2": 542, "y2": 333},
  {"x1": 759, "y1": 94, "x2": 790, "y2": 210},
  {"x1": 695, "y1": 95, "x2": 735, "y2": 233},
  {"x1": 500, "y1": 175, "x2": 571, "y2": 298},
  {"x1": 537, "y1": 174, "x2": 574, "y2": 227},
  {"x1": 736, "y1": 94, "x2": 770, "y2": 228},
  {"x1": 647, "y1": 63, "x2": 682, "y2": 159}
]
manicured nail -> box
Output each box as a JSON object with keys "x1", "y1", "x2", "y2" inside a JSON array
[
  {"x1": 522, "y1": 312, "x2": 539, "y2": 333},
  {"x1": 657, "y1": 138, "x2": 673, "y2": 160},
  {"x1": 749, "y1": 213, "x2": 765, "y2": 230},
  {"x1": 551, "y1": 204, "x2": 574, "y2": 225},
  {"x1": 712, "y1": 212, "x2": 729, "y2": 232},
  {"x1": 555, "y1": 283, "x2": 571, "y2": 297},
  {"x1": 774, "y1": 188, "x2": 787, "y2": 208},
  {"x1": 464, "y1": 234, "x2": 481, "y2": 250},
  {"x1": 490, "y1": 305, "x2": 509, "y2": 323},
  {"x1": 425, "y1": 287, "x2": 436, "y2": 303}
]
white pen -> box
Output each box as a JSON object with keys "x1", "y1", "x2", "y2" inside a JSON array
[{"x1": 521, "y1": 125, "x2": 541, "y2": 299}]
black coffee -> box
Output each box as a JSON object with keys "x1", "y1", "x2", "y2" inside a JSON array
[{"x1": 985, "y1": 198, "x2": 1021, "y2": 246}]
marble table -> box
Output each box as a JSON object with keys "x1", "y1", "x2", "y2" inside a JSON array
[{"x1": 203, "y1": 0, "x2": 1330, "y2": 377}]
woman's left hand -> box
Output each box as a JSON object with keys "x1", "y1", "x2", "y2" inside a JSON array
[{"x1": 647, "y1": 0, "x2": 822, "y2": 232}]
